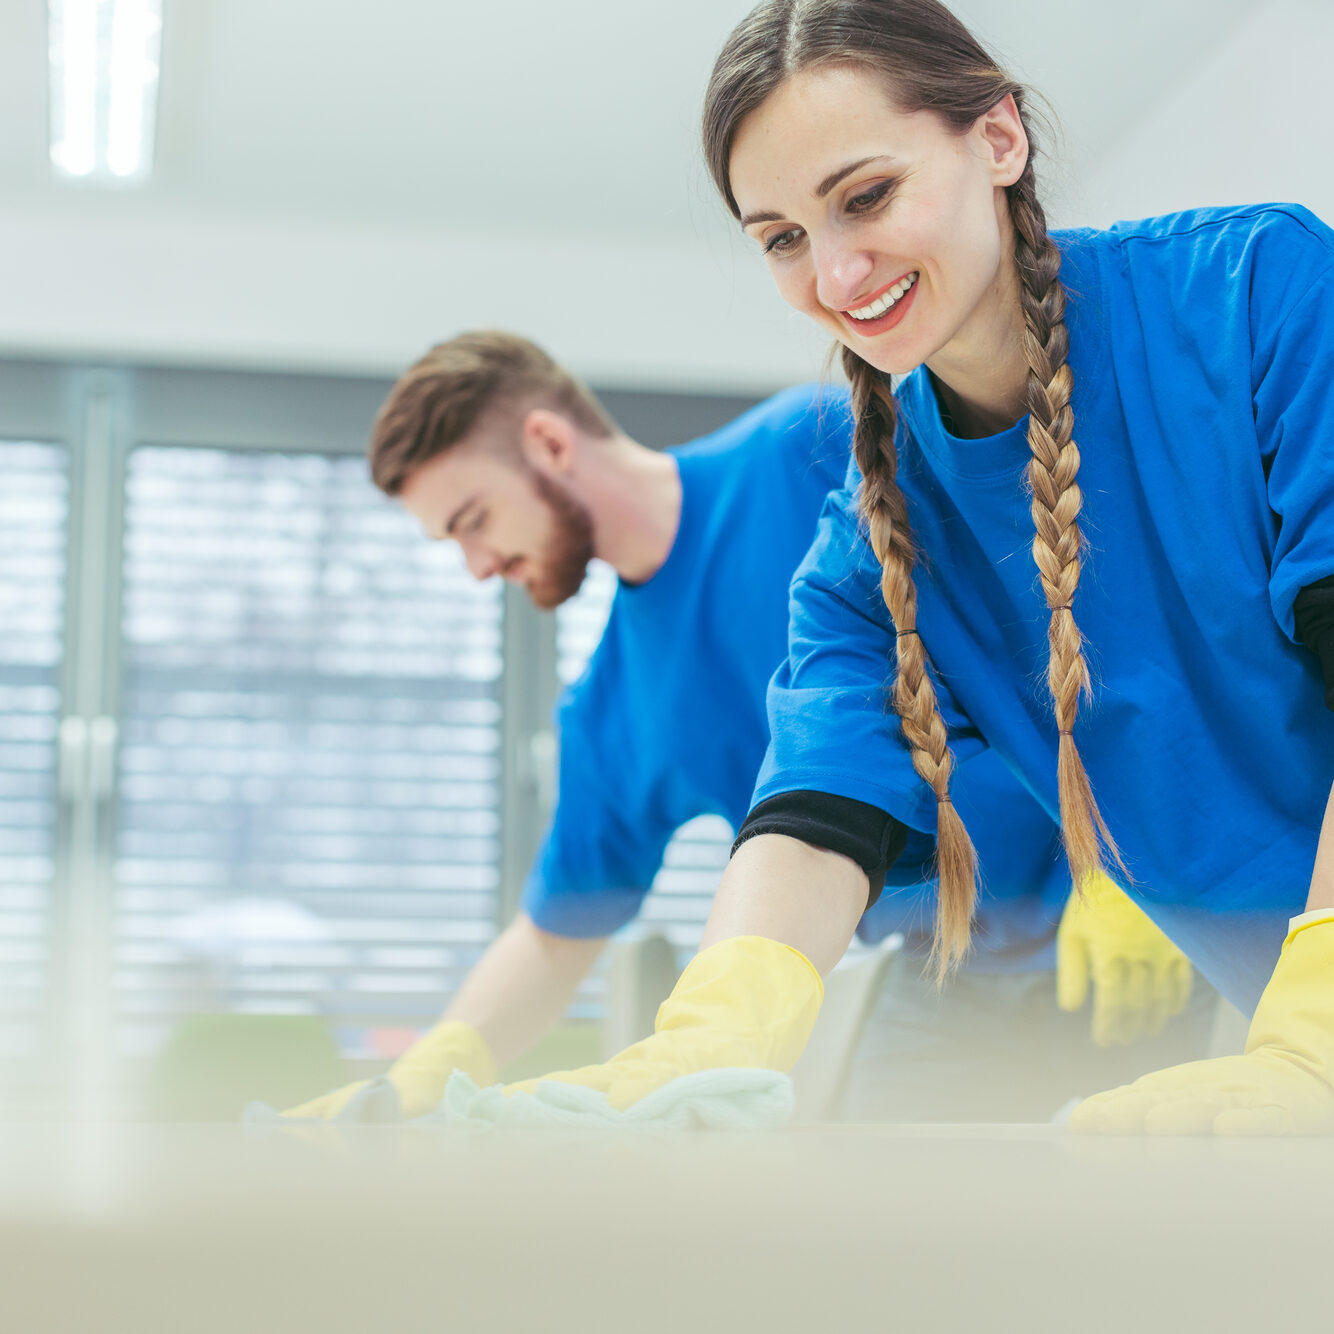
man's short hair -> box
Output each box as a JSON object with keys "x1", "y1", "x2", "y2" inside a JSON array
[{"x1": 369, "y1": 331, "x2": 617, "y2": 495}]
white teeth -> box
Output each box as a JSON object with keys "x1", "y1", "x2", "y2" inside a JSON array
[{"x1": 848, "y1": 271, "x2": 918, "y2": 321}]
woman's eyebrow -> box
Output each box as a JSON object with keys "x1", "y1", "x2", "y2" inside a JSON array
[
  {"x1": 739, "y1": 154, "x2": 899, "y2": 228},
  {"x1": 816, "y1": 154, "x2": 896, "y2": 197}
]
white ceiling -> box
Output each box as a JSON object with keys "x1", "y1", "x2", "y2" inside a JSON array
[
  {"x1": 0, "y1": 0, "x2": 1292, "y2": 388},
  {"x1": 3, "y1": 0, "x2": 1258, "y2": 234}
]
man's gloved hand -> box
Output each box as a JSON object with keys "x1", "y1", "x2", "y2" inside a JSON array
[
  {"x1": 281, "y1": 1019, "x2": 496, "y2": 1122},
  {"x1": 1056, "y1": 873, "x2": 1193, "y2": 1046},
  {"x1": 1072, "y1": 912, "x2": 1334, "y2": 1135},
  {"x1": 505, "y1": 935, "x2": 823, "y2": 1111}
]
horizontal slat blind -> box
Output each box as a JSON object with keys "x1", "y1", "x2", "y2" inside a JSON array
[
  {"x1": 633, "y1": 813, "x2": 732, "y2": 952},
  {"x1": 556, "y1": 561, "x2": 731, "y2": 968},
  {"x1": 114, "y1": 447, "x2": 502, "y2": 1059},
  {"x1": 0, "y1": 442, "x2": 68, "y2": 1061}
]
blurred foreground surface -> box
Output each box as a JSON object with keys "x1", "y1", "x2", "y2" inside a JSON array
[{"x1": 0, "y1": 1120, "x2": 1328, "y2": 1333}]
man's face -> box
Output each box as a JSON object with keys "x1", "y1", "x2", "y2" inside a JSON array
[{"x1": 398, "y1": 436, "x2": 595, "y2": 610}]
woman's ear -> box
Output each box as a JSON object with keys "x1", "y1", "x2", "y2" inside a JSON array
[
  {"x1": 976, "y1": 93, "x2": 1029, "y2": 188},
  {"x1": 519, "y1": 408, "x2": 577, "y2": 474}
]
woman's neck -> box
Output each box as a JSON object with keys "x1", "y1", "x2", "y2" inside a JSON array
[
  {"x1": 927, "y1": 366, "x2": 1028, "y2": 439},
  {"x1": 925, "y1": 247, "x2": 1031, "y2": 440}
]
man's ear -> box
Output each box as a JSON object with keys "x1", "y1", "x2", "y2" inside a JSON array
[{"x1": 519, "y1": 408, "x2": 577, "y2": 474}]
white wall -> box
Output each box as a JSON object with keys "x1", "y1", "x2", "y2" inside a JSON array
[
  {"x1": 1073, "y1": 0, "x2": 1333, "y2": 230},
  {"x1": 0, "y1": 201, "x2": 829, "y2": 393}
]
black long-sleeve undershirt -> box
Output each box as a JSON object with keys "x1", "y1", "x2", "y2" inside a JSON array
[
  {"x1": 732, "y1": 791, "x2": 907, "y2": 910},
  {"x1": 1295, "y1": 575, "x2": 1334, "y2": 710}
]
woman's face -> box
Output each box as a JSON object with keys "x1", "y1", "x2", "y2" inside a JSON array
[{"x1": 727, "y1": 64, "x2": 1028, "y2": 379}]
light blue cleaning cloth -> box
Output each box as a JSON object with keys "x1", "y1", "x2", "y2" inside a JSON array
[
  {"x1": 242, "y1": 1077, "x2": 402, "y2": 1125},
  {"x1": 423, "y1": 1068, "x2": 794, "y2": 1130}
]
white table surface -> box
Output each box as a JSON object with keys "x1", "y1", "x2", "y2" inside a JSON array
[{"x1": 0, "y1": 1120, "x2": 1328, "y2": 1334}]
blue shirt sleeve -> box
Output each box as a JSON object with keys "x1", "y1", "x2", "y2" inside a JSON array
[
  {"x1": 751, "y1": 467, "x2": 986, "y2": 834},
  {"x1": 519, "y1": 703, "x2": 678, "y2": 939},
  {"x1": 1252, "y1": 215, "x2": 1334, "y2": 636}
]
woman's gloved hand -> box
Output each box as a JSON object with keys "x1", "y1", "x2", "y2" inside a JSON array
[
  {"x1": 1056, "y1": 873, "x2": 1193, "y2": 1046},
  {"x1": 1072, "y1": 912, "x2": 1334, "y2": 1135},
  {"x1": 281, "y1": 1019, "x2": 496, "y2": 1122},
  {"x1": 505, "y1": 935, "x2": 823, "y2": 1111}
]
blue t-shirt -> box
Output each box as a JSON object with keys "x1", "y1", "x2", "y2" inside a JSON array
[
  {"x1": 755, "y1": 204, "x2": 1334, "y2": 1014},
  {"x1": 522, "y1": 385, "x2": 1071, "y2": 969}
]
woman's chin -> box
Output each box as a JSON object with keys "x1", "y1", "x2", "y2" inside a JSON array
[{"x1": 841, "y1": 341, "x2": 924, "y2": 379}]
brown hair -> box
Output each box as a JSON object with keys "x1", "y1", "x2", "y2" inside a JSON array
[
  {"x1": 703, "y1": 0, "x2": 1123, "y2": 977},
  {"x1": 369, "y1": 330, "x2": 616, "y2": 495}
]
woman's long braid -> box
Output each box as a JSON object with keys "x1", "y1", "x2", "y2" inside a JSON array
[
  {"x1": 1009, "y1": 163, "x2": 1124, "y2": 886},
  {"x1": 842, "y1": 346, "x2": 978, "y2": 978}
]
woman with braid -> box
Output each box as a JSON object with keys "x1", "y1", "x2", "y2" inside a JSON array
[{"x1": 495, "y1": 0, "x2": 1334, "y2": 1134}]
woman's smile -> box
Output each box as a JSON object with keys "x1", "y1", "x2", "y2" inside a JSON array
[{"x1": 839, "y1": 270, "x2": 920, "y2": 336}]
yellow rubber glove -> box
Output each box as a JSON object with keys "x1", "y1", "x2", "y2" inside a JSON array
[
  {"x1": 281, "y1": 1019, "x2": 496, "y2": 1121},
  {"x1": 1071, "y1": 912, "x2": 1334, "y2": 1135},
  {"x1": 506, "y1": 935, "x2": 823, "y2": 1111},
  {"x1": 1056, "y1": 873, "x2": 1193, "y2": 1047}
]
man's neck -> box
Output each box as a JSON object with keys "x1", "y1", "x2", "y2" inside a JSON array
[{"x1": 585, "y1": 435, "x2": 682, "y2": 584}]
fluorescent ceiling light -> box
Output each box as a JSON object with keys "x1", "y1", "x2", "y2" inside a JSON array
[{"x1": 49, "y1": 0, "x2": 163, "y2": 183}]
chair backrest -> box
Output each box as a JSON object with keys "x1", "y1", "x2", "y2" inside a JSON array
[
  {"x1": 601, "y1": 932, "x2": 682, "y2": 1057},
  {"x1": 790, "y1": 940, "x2": 902, "y2": 1124}
]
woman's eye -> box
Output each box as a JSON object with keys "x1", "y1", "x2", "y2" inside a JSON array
[
  {"x1": 763, "y1": 228, "x2": 802, "y2": 256},
  {"x1": 847, "y1": 181, "x2": 894, "y2": 214},
  {"x1": 469, "y1": 509, "x2": 487, "y2": 534}
]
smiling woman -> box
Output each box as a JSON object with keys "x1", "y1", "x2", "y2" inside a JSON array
[
  {"x1": 502, "y1": 0, "x2": 1334, "y2": 1137},
  {"x1": 693, "y1": 0, "x2": 1334, "y2": 1132}
]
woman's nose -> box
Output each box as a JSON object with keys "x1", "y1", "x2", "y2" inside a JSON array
[{"x1": 812, "y1": 235, "x2": 876, "y2": 311}]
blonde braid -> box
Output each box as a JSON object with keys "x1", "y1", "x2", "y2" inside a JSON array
[
  {"x1": 1009, "y1": 167, "x2": 1125, "y2": 885},
  {"x1": 842, "y1": 346, "x2": 978, "y2": 977}
]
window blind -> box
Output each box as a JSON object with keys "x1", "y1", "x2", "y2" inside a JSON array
[
  {"x1": 113, "y1": 446, "x2": 503, "y2": 1060},
  {"x1": 0, "y1": 442, "x2": 68, "y2": 1061}
]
